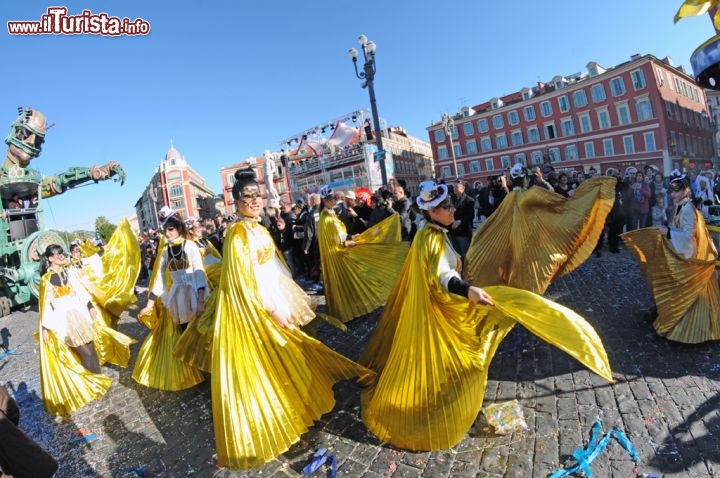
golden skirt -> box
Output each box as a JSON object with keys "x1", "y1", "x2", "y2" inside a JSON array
[
  {"x1": 132, "y1": 299, "x2": 205, "y2": 390},
  {"x1": 623, "y1": 227, "x2": 720, "y2": 343},
  {"x1": 173, "y1": 289, "x2": 217, "y2": 372},
  {"x1": 39, "y1": 330, "x2": 112, "y2": 417}
]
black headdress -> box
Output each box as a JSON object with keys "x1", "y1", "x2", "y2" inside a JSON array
[{"x1": 232, "y1": 167, "x2": 258, "y2": 200}]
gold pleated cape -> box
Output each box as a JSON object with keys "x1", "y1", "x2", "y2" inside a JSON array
[
  {"x1": 319, "y1": 210, "x2": 409, "y2": 322},
  {"x1": 173, "y1": 259, "x2": 223, "y2": 372},
  {"x1": 38, "y1": 272, "x2": 136, "y2": 417},
  {"x1": 360, "y1": 225, "x2": 612, "y2": 451},
  {"x1": 132, "y1": 236, "x2": 205, "y2": 390},
  {"x1": 78, "y1": 218, "x2": 141, "y2": 328},
  {"x1": 622, "y1": 217, "x2": 720, "y2": 343},
  {"x1": 211, "y1": 221, "x2": 374, "y2": 470},
  {"x1": 94, "y1": 218, "x2": 141, "y2": 317},
  {"x1": 465, "y1": 176, "x2": 616, "y2": 294}
]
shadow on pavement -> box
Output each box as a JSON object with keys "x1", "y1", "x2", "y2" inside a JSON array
[
  {"x1": 5, "y1": 380, "x2": 100, "y2": 477},
  {"x1": 648, "y1": 392, "x2": 720, "y2": 474},
  {"x1": 102, "y1": 414, "x2": 168, "y2": 477}
]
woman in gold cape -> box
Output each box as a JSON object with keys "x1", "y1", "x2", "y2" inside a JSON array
[
  {"x1": 38, "y1": 244, "x2": 136, "y2": 417},
  {"x1": 212, "y1": 169, "x2": 373, "y2": 470},
  {"x1": 360, "y1": 180, "x2": 612, "y2": 451},
  {"x1": 68, "y1": 218, "x2": 141, "y2": 329},
  {"x1": 317, "y1": 185, "x2": 409, "y2": 322},
  {"x1": 622, "y1": 172, "x2": 720, "y2": 343},
  {"x1": 465, "y1": 171, "x2": 616, "y2": 294},
  {"x1": 132, "y1": 210, "x2": 206, "y2": 391}
]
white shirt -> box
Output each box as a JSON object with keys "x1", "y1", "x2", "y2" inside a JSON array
[{"x1": 669, "y1": 201, "x2": 697, "y2": 260}]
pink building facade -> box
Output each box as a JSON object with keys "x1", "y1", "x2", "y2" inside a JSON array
[
  {"x1": 428, "y1": 54, "x2": 715, "y2": 182},
  {"x1": 135, "y1": 144, "x2": 216, "y2": 230}
]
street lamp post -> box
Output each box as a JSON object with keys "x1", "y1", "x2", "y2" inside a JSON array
[
  {"x1": 441, "y1": 113, "x2": 459, "y2": 179},
  {"x1": 710, "y1": 108, "x2": 719, "y2": 171},
  {"x1": 349, "y1": 34, "x2": 387, "y2": 187}
]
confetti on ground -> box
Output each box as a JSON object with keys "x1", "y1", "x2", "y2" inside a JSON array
[
  {"x1": 68, "y1": 428, "x2": 97, "y2": 444},
  {"x1": 648, "y1": 438, "x2": 680, "y2": 456},
  {"x1": 302, "y1": 447, "x2": 337, "y2": 477}
]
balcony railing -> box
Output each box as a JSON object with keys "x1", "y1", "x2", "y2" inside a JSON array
[{"x1": 289, "y1": 143, "x2": 367, "y2": 177}]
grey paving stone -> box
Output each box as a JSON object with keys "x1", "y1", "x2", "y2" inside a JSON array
[{"x1": 3, "y1": 249, "x2": 720, "y2": 476}]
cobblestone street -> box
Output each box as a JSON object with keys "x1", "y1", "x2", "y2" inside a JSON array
[{"x1": 3, "y1": 247, "x2": 720, "y2": 477}]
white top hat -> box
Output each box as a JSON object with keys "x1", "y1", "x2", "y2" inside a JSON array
[
  {"x1": 416, "y1": 180, "x2": 449, "y2": 210},
  {"x1": 510, "y1": 163, "x2": 525, "y2": 179},
  {"x1": 158, "y1": 206, "x2": 175, "y2": 228},
  {"x1": 319, "y1": 185, "x2": 334, "y2": 199}
]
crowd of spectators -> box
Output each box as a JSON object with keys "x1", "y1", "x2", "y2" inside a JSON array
[
  {"x1": 468, "y1": 161, "x2": 720, "y2": 256},
  {"x1": 135, "y1": 162, "x2": 720, "y2": 288}
]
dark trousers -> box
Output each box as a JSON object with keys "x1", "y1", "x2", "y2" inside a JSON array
[
  {"x1": 450, "y1": 234, "x2": 471, "y2": 262},
  {"x1": 608, "y1": 218, "x2": 624, "y2": 252},
  {"x1": 72, "y1": 342, "x2": 101, "y2": 374}
]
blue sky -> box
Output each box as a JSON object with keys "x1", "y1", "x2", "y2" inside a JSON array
[{"x1": 1, "y1": 1, "x2": 714, "y2": 231}]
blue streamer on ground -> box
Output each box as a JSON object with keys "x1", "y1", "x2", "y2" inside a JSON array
[
  {"x1": 302, "y1": 447, "x2": 337, "y2": 478},
  {"x1": 127, "y1": 466, "x2": 147, "y2": 476},
  {"x1": 549, "y1": 420, "x2": 639, "y2": 477},
  {"x1": 0, "y1": 348, "x2": 18, "y2": 360}
]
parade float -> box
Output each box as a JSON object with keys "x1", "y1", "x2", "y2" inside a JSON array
[
  {"x1": 0, "y1": 107, "x2": 126, "y2": 315},
  {"x1": 676, "y1": 1, "x2": 720, "y2": 89}
]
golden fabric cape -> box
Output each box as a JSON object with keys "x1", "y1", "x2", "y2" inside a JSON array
[
  {"x1": 173, "y1": 260, "x2": 222, "y2": 372},
  {"x1": 360, "y1": 225, "x2": 612, "y2": 451},
  {"x1": 465, "y1": 176, "x2": 615, "y2": 294},
  {"x1": 95, "y1": 218, "x2": 141, "y2": 317},
  {"x1": 132, "y1": 236, "x2": 205, "y2": 390},
  {"x1": 77, "y1": 218, "x2": 141, "y2": 329},
  {"x1": 622, "y1": 217, "x2": 720, "y2": 343},
  {"x1": 38, "y1": 272, "x2": 135, "y2": 417},
  {"x1": 211, "y1": 221, "x2": 374, "y2": 470},
  {"x1": 319, "y1": 211, "x2": 409, "y2": 322}
]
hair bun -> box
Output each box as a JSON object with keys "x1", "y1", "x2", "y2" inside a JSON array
[{"x1": 234, "y1": 167, "x2": 256, "y2": 182}]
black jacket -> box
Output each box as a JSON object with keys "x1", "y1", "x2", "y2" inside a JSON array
[
  {"x1": 392, "y1": 196, "x2": 414, "y2": 241},
  {"x1": 302, "y1": 206, "x2": 321, "y2": 254},
  {"x1": 451, "y1": 192, "x2": 475, "y2": 238}
]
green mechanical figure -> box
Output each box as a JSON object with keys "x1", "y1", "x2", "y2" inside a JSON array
[{"x1": 0, "y1": 107, "x2": 126, "y2": 315}]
